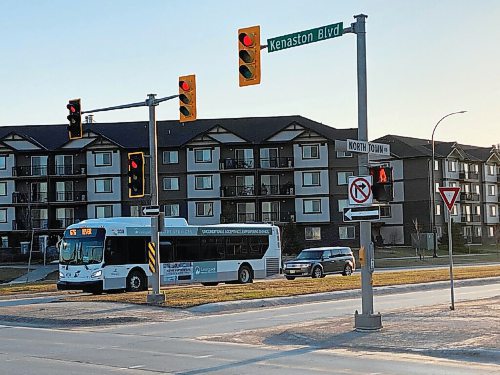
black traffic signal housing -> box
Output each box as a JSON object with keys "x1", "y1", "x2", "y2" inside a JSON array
[
  {"x1": 238, "y1": 25, "x2": 261, "y2": 87},
  {"x1": 128, "y1": 152, "x2": 145, "y2": 198},
  {"x1": 67, "y1": 99, "x2": 82, "y2": 140},
  {"x1": 179, "y1": 74, "x2": 197, "y2": 123},
  {"x1": 369, "y1": 166, "x2": 393, "y2": 202}
]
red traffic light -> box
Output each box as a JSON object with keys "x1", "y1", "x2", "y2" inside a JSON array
[
  {"x1": 179, "y1": 81, "x2": 190, "y2": 92},
  {"x1": 130, "y1": 160, "x2": 138, "y2": 169},
  {"x1": 67, "y1": 104, "x2": 76, "y2": 113},
  {"x1": 239, "y1": 33, "x2": 254, "y2": 47},
  {"x1": 379, "y1": 168, "x2": 388, "y2": 183}
]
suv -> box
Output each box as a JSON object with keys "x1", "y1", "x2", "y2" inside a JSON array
[{"x1": 284, "y1": 247, "x2": 355, "y2": 280}]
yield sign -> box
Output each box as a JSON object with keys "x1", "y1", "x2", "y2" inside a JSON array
[
  {"x1": 438, "y1": 187, "x2": 461, "y2": 211},
  {"x1": 348, "y1": 175, "x2": 373, "y2": 205}
]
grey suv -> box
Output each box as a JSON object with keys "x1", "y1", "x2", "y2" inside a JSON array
[{"x1": 284, "y1": 247, "x2": 355, "y2": 280}]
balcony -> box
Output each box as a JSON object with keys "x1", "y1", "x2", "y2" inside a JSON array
[
  {"x1": 12, "y1": 192, "x2": 48, "y2": 204},
  {"x1": 460, "y1": 214, "x2": 481, "y2": 223},
  {"x1": 221, "y1": 212, "x2": 256, "y2": 223},
  {"x1": 259, "y1": 157, "x2": 294, "y2": 169},
  {"x1": 12, "y1": 219, "x2": 49, "y2": 230},
  {"x1": 53, "y1": 218, "x2": 78, "y2": 229},
  {"x1": 261, "y1": 211, "x2": 296, "y2": 223},
  {"x1": 458, "y1": 171, "x2": 480, "y2": 180},
  {"x1": 219, "y1": 158, "x2": 255, "y2": 170},
  {"x1": 258, "y1": 184, "x2": 295, "y2": 196},
  {"x1": 460, "y1": 192, "x2": 480, "y2": 202},
  {"x1": 464, "y1": 236, "x2": 482, "y2": 245},
  {"x1": 221, "y1": 185, "x2": 256, "y2": 197},
  {"x1": 13, "y1": 166, "x2": 48, "y2": 177},
  {"x1": 221, "y1": 211, "x2": 296, "y2": 224},
  {"x1": 49, "y1": 164, "x2": 87, "y2": 176},
  {"x1": 53, "y1": 191, "x2": 87, "y2": 203}
]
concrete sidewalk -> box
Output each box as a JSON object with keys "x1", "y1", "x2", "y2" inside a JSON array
[{"x1": 4, "y1": 264, "x2": 58, "y2": 285}]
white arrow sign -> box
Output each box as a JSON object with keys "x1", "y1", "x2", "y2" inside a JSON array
[
  {"x1": 142, "y1": 205, "x2": 160, "y2": 216},
  {"x1": 343, "y1": 206, "x2": 380, "y2": 222}
]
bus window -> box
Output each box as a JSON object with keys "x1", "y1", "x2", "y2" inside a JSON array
[
  {"x1": 160, "y1": 239, "x2": 174, "y2": 262},
  {"x1": 128, "y1": 237, "x2": 148, "y2": 264}
]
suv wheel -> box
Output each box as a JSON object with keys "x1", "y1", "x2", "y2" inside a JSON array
[
  {"x1": 343, "y1": 264, "x2": 353, "y2": 276},
  {"x1": 311, "y1": 266, "x2": 323, "y2": 279}
]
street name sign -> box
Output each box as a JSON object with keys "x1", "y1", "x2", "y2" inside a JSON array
[
  {"x1": 348, "y1": 175, "x2": 373, "y2": 205},
  {"x1": 142, "y1": 205, "x2": 160, "y2": 216},
  {"x1": 438, "y1": 187, "x2": 461, "y2": 211},
  {"x1": 267, "y1": 22, "x2": 343, "y2": 53},
  {"x1": 343, "y1": 206, "x2": 380, "y2": 222},
  {"x1": 346, "y1": 139, "x2": 391, "y2": 156}
]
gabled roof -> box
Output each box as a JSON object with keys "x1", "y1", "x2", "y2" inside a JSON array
[{"x1": 0, "y1": 116, "x2": 357, "y2": 151}]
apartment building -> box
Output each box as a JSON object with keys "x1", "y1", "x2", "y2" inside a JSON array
[
  {"x1": 370, "y1": 135, "x2": 500, "y2": 246},
  {"x1": 0, "y1": 116, "x2": 359, "y2": 253}
]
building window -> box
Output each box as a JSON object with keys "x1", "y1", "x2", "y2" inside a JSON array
[
  {"x1": 165, "y1": 204, "x2": 180, "y2": 217},
  {"x1": 196, "y1": 202, "x2": 213, "y2": 217},
  {"x1": 337, "y1": 171, "x2": 353, "y2": 185},
  {"x1": 195, "y1": 175, "x2": 213, "y2": 190},
  {"x1": 435, "y1": 183, "x2": 440, "y2": 193},
  {"x1": 194, "y1": 148, "x2": 212, "y2": 163},
  {"x1": 0, "y1": 155, "x2": 6, "y2": 170},
  {"x1": 490, "y1": 205, "x2": 497, "y2": 217},
  {"x1": 487, "y1": 226, "x2": 495, "y2": 237},
  {"x1": 302, "y1": 144, "x2": 319, "y2": 159},
  {"x1": 130, "y1": 206, "x2": 140, "y2": 217},
  {"x1": 434, "y1": 160, "x2": 439, "y2": 171},
  {"x1": 435, "y1": 204, "x2": 441, "y2": 216},
  {"x1": 380, "y1": 206, "x2": 392, "y2": 218},
  {"x1": 448, "y1": 160, "x2": 457, "y2": 172},
  {"x1": 94, "y1": 152, "x2": 112, "y2": 167},
  {"x1": 163, "y1": 150, "x2": 179, "y2": 164},
  {"x1": 0, "y1": 208, "x2": 6, "y2": 223},
  {"x1": 339, "y1": 226, "x2": 355, "y2": 239},
  {"x1": 96, "y1": 205, "x2": 113, "y2": 218},
  {"x1": 451, "y1": 204, "x2": 458, "y2": 216},
  {"x1": 31, "y1": 155, "x2": 48, "y2": 176},
  {"x1": 338, "y1": 199, "x2": 349, "y2": 212},
  {"x1": 163, "y1": 177, "x2": 179, "y2": 191},
  {"x1": 0, "y1": 182, "x2": 6, "y2": 196},
  {"x1": 487, "y1": 164, "x2": 495, "y2": 175},
  {"x1": 303, "y1": 199, "x2": 321, "y2": 214},
  {"x1": 475, "y1": 206, "x2": 481, "y2": 216},
  {"x1": 336, "y1": 151, "x2": 353, "y2": 158},
  {"x1": 449, "y1": 181, "x2": 457, "y2": 188},
  {"x1": 1, "y1": 236, "x2": 8, "y2": 248},
  {"x1": 302, "y1": 171, "x2": 320, "y2": 187},
  {"x1": 95, "y1": 178, "x2": 112, "y2": 193},
  {"x1": 305, "y1": 227, "x2": 321, "y2": 240},
  {"x1": 488, "y1": 184, "x2": 496, "y2": 196}
]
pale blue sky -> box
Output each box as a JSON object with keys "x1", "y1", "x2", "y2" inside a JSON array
[{"x1": 1, "y1": 1, "x2": 499, "y2": 147}]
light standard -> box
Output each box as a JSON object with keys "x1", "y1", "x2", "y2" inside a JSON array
[{"x1": 431, "y1": 110, "x2": 467, "y2": 257}]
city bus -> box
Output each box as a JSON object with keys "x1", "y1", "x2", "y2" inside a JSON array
[{"x1": 57, "y1": 217, "x2": 281, "y2": 293}]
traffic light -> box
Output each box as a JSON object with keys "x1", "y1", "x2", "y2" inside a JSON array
[
  {"x1": 369, "y1": 166, "x2": 393, "y2": 202},
  {"x1": 238, "y1": 25, "x2": 261, "y2": 87},
  {"x1": 67, "y1": 99, "x2": 82, "y2": 140},
  {"x1": 128, "y1": 152, "x2": 145, "y2": 198},
  {"x1": 179, "y1": 74, "x2": 197, "y2": 123}
]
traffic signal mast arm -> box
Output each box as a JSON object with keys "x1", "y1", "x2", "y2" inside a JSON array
[{"x1": 81, "y1": 94, "x2": 179, "y2": 115}]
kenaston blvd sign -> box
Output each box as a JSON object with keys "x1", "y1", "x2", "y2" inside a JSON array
[{"x1": 267, "y1": 22, "x2": 343, "y2": 53}]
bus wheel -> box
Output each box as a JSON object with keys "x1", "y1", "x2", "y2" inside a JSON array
[
  {"x1": 126, "y1": 269, "x2": 146, "y2": 292},
  {"x1": 237, "y1": 265, "x2": 253, "y2": 284},
  {"x1": 201, "y1": 282, "x2": 219, "y2": 286}
]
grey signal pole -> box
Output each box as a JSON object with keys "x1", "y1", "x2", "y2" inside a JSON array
[{"x1": 352, "y1": 14, "x2": 382, "y2": 330}]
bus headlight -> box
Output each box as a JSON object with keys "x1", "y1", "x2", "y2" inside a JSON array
[
  {"x1": 91, "y1": 270, "x2": 102, "y2": 278},
  {"x1": 59, "y1": 272, "x2": 64, "y2": 279}
]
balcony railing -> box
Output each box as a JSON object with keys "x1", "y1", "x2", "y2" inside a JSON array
[
  {"x1": 13, "y1": 166, "x2": 48, "y2": 177},
  {"x1": 54, "y1": 191, "x2": 87, "y2": 202},
  {"x1": 459, "y1": 171, "x2": 480, "y2": 180},
  {"x1": 12, "y1": 192, "x2": 48, "y2": 204},
  {"x1": 259, "y1": 157, "x2": 294, "y2": 169},
  {"x1": 50, "y1": 164, "x2": 86, "y2": 176},
  {"x1": 460, "y1": 214, "x2": 481, "y2": 223},
  {"x1": 460, "y1": 192, "x2": 480, "y2": 202},
  {"x1": 221, "y1": 213, "x2": 256, "y2": 223},
  {"x1": 259, "y1": 184, "x2": 295, "y2": 196},
  {"x1": 53, "y1": 218, "x2": 77, "y2": 229},
  {"x1": 221, "y1": 211, "x2": 296, "y2": 223},
  {"x1": 13, "y1": 219, "x2": 49, "y2": 230},
  {"x1": 464, "y1": 236, "x2": 482, "y2": 244},
  {"x1": 219, "y1": 158, "x2": 254, "y2": 170},
  {"x1": 221, "y1": 185, "x2": 255, "y2": 197},
  {"x1": 261, "y1": 211, "x2": 296, "y2": 223}
]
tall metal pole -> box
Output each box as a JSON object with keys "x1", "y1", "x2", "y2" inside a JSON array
[
  {"x1": 146, "y1": 94, "x2": 165, "y2": 304},
  {"x1": 430, "y1": 111, "x2": 467, "y2": 258},
  {"x1": 448, "y1": 216, "x2": 455, "y2": 310},
  {"x1": 353, "y1": 14, "x2": 382, "y2": 331}
]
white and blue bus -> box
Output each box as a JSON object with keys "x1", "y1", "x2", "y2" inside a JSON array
[{"x1": 57, "y1": 217, "x2": 281, "y2": 293}]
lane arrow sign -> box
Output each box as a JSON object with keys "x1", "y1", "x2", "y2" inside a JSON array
[
  {"x1": 438, "y1": 187, "x2": 461, "y2": 211},
  {"x1": 142, "y1": 205, "x2": 160, "y2": 216},
  {"x1": 343, "y1": 206, "x2": 380, "y2": 222}
]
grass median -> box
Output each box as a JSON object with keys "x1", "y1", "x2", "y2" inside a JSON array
[{"x1": 2, "y1": 265, "x2": 496, "y2": 308}]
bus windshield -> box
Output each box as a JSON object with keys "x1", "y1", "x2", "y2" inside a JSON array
[{"x1": 60, "y1": 228, "x2": 105, "y2": 265}]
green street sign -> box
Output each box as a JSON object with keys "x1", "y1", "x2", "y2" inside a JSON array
[{"x1": 267, "y1": 22, "x2": 343, "y2": 53}]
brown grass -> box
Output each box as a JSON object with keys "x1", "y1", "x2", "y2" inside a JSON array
[{"x1": 63, "y1": 265, "x2": 500, "y2": 308}]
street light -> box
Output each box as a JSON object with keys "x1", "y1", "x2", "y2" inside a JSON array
[{"x1": 430, "y1": 110, "x2": 467, "y2": 257}]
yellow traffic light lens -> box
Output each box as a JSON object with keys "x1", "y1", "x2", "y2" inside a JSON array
[
  {"x1": 239, "y1": 50, "x2": 254, "y2": 63},
  {"x1": 179, "y1": 94, "x2": 191, "y2": 105}
]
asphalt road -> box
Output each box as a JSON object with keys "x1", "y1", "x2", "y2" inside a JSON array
[{"x1": 0, "y1": 281, "x2": 498, "y2": 374}]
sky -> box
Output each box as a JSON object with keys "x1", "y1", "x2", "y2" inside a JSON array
[{"x1": 1, "y1": 0, "x2": 499, "y2": 147}]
